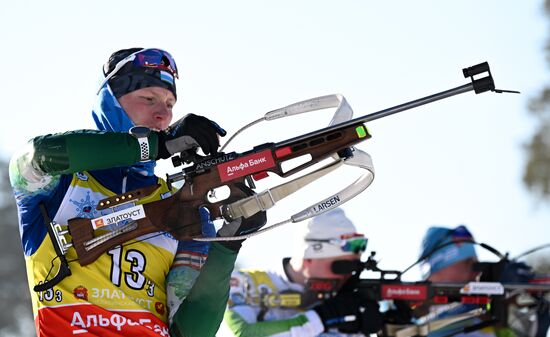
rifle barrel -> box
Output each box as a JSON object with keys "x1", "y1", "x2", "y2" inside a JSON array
[{"x1": 278, "y1": 83, "x2": 474, "y2": 147}]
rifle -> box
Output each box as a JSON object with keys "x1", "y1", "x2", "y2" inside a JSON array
[
  {"x1": 35, "y1": 62, "x2": 517, "y2": 292},
  {"x1": 326, "y1": 247, "x2": 550, "y2": 337}
]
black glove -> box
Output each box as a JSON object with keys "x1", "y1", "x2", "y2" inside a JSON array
[
  {"x1": 500, "y1": 261, "x2": 534, "y2": 283},
  {"x1": 216, "y1": 183, "x2": 267, "y2": 252},
  {"x1": 156, "y1": 113, "x2": 226, "y2": 159},
  {"x1": 381, "y1": 300, "x2": 413, "y2": 325},
  {"x1": 313, "y1": 292, "x2": 382, "y2": 334},
  {"x1": 358, "y1": 299, "x2": 384, "y2": 334}
]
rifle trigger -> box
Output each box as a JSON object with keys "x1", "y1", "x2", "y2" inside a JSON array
[{"x1": 245, "y1": 175, "x2": 256, "y2": 189}]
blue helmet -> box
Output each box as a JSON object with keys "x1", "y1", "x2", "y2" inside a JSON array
[{"x1": 419, "y1": 225, "x2": 477, "y2": 279}]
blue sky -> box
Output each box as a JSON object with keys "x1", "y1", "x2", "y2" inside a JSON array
[{"x1": 1, "y1": 1, "x2": 549, "y2": 282}]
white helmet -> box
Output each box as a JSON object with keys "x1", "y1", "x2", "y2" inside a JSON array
[{"x1": 301, "y1": 208, "x2": 366, "y2": 259}]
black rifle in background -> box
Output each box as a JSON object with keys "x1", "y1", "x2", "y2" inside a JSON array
[{"x1": 325, "y1": 243, "x2": 550, "y2": 337}]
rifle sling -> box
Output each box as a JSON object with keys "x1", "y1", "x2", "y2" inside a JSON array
[{"x1": 223, "y1": 159, "x2": 344, "y2": 220}]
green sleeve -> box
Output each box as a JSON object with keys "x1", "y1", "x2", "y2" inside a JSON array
[
  {"x1": 170, "y1": 242, "x2": 238, "y2": 337},
  {"x1": 224, "y1": 309, "x2": 309, "y2": 337},
  {"x1": 32, "y1": 129, "x2": 160, "y2": 174}
]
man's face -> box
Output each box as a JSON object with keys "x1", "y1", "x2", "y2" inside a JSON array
[
  {"x1": 118, "y1": 87, "x2": 175, "y2": 131},
  {"x1": 303, "y1": 254, "x2": 360, "y2": 289},
  {"x1": 428, "y1": 258, "x2": 479, "y2": 283}
]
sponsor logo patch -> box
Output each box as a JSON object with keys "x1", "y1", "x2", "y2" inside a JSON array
[
  {"x1": 460, "y1": 282, "x2": 504, "y2": 295},
  {"x1": 73, "y1": 285, "x2": 88, "y2": 301},
  {"x1": 381, "y1": 284, "x2": 428, "y2": 300},
  {"x1": 312, "y1": 195, "x2": 341, "y2": 213},
  {"x1": 218, "y1": 150, "x2": 275, "y2": 182},
  {"x1": 91, "y1": 204, "x2": 146, "y2": 229}
]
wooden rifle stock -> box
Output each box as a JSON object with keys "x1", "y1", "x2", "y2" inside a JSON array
[{"x1": 68, "y1": 179, "x2": 250, "y2": 266}]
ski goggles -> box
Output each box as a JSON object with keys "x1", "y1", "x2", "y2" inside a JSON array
[
  {"x1": 306, "y1": 234, "x2": 368, "y2": 254},
  {"x1": 97, "y1": 48, "x2": 179, "y2": 94}
]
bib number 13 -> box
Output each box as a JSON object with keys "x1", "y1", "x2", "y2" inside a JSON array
[{"x1": 107, "y1": 246, "x2": 147, "y2": 290}]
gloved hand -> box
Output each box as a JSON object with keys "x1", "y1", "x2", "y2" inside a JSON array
[
  {"x1": 358, "y1": 298, "x2": 384, "y2": 334},
  {"x1": 156, "y1": 113, "x2": 226, "y2": 159},
  {"x1": 500, "y1": 260, "x2": 534, "y2": 283},
  {"x1": 216, "y1": 183, "x2": 267, "y2": 252},
  {"x1": 313, "y1": 291, "x2": 382, "y2": 334},
  {"x1": 381, "y1": 300, "x2": 413, "y2": 325}
]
